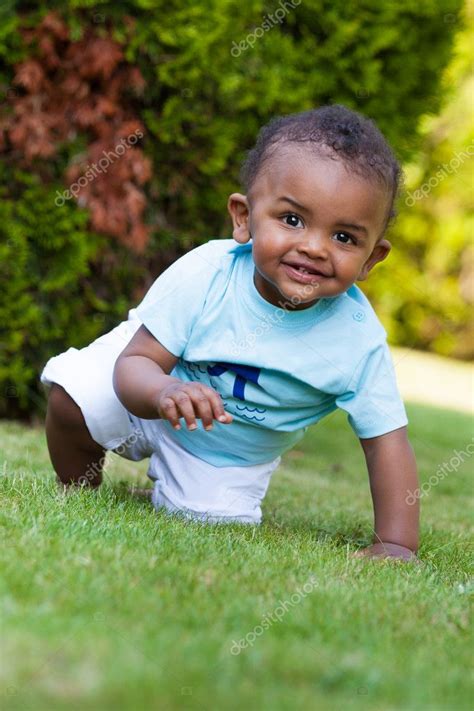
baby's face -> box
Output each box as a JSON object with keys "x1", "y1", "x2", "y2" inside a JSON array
[{"x1": 228, "y1": 147, "x2": 392, "y2": 310}]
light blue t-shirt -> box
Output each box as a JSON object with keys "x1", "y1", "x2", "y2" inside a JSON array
[{"x1": 135, "y1": 239, "x2": 408, "y2": 466}]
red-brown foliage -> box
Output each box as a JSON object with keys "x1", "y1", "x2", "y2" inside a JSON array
[{"x1": 0, "y1": 11, "x2": 152, "y2": 252}]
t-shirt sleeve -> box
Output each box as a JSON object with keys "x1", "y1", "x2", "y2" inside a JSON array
[
  {"x1": 134, "y1": 242, "x2": 219, "y2": 357},
  {"x1": 335, "y1": 340, "x2": 408, "y2": 439}
]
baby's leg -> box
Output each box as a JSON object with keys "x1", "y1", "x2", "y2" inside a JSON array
[{"x1": 45, "y1": 384, "x2": 106, "y2": 488}]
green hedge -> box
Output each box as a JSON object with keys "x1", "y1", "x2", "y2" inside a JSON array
[{"x1": 0, "y1": 168, "x2": 143, "y2": 419}]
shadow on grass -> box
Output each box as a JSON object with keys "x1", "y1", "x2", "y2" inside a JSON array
[
  {"x1": 102, "y1": 478, "x2": 371, "y2": 548},
  {"x1": 105, "y1": 479, "x2": 155, "y2": 511},
  {"x1": 263, "y1": 510, "x2": 372, "y2": 548}
]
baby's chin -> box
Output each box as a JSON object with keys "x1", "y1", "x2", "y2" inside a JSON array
[
  {"x1": 275, "y1": 287, "x2": 322, "y2": 310},
  {"x1": 282, "y1": 281, "x2": 355, "y2": 306}
]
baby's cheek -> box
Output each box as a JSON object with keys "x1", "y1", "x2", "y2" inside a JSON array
[{"x1": 338, "y1": 259, "x2": 363, "y2": 281}]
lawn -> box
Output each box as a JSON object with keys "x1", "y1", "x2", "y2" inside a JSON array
[{"x1": 0, "y1": 401, "x2": 472, "y2": 711}]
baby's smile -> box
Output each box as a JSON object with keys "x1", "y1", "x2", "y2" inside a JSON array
[{"x1": 281, "y1": 259, "x2": 333, "y2": 280}]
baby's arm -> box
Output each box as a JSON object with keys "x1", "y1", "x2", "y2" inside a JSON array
[
  {"x1": 356, "y1": 426, "x2": 420, "y2": 561},
  {"x1": 113, "y1": 325, "x2": 232, "y2": 430}
]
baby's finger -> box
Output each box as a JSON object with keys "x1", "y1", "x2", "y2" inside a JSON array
[
  {"x1": 173, "y1": 391, "x2": 198, "y2": 430},
  {"x1": 158, "y1": 396, "x2": 181, "y2": 429},
  {"x1": 188, "y1": 387, "x2": 215, "y2": 430},
  {"x1": 205, "y1": 387, "x2": 233, "y2": 424}
]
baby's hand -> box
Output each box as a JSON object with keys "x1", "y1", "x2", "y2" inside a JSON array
[{"x1": 155, "y1": 381, "x2": 233, "y2": 431}]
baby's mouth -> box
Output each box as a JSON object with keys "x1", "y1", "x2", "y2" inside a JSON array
[{"x1": 281, "y1": 261, "x2": 332, "y2": 282}]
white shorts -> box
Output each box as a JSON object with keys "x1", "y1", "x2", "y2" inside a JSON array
[{"x1": 40, "y1": 308, "x2": 281, "y2": 524}]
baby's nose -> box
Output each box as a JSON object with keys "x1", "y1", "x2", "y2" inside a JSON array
[{"x1": 298, "y1": 233, "x2": 329, "y2": 258}]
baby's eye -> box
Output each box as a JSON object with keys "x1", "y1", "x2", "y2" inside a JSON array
[
  {"x1": 283, "y1": 213, "x2": 304, "y2": 228},
  {"x1": 332, "y1": 231, "x2": 356, "y2": 245}
]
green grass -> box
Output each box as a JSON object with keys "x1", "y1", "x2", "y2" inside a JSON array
[{"x1": 1, "y1": 402, "x2": 472, "y2": 711}]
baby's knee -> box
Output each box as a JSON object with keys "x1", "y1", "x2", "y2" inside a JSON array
[{"x1": 47, "y1": 384, "x2": 86, "y2": 430}]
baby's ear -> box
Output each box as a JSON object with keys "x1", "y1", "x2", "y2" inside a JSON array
[
  {"x1": 358, "y1": 238, "x2": 391, "y2": 280},
  {"x1": 227, "y1": 193, "x2": 251, "y2": 244}
]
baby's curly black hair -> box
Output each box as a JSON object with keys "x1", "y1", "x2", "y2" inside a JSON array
[{"x1": 239, "y1": 104, "x2": 403, "y2": 231}]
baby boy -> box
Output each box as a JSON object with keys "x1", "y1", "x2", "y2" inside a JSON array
[{"x1": 42, "y1": 104, "x2": 420, "y2": 561}]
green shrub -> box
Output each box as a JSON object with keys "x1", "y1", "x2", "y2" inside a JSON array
[
  {"x1": 0, "y1": 169, "x2": 142, "y2": 419},
  {"x1": 364, "y1": 3, "x2": 473, "y2": 359}
]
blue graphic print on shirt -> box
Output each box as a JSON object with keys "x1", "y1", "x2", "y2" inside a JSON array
[
  {"x1": 208, "y1": 362, "x2": 267, "y2": 422},
  {"x1": 207, "y1": 362, "x2": 261, "y2": 400},
  {"x1": 180, "y1": 358, "x2": 268, "y2": 423}
]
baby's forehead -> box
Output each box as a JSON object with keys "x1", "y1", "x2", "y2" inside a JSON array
[
  {"x1": 253, "y1": 148, "x2": 378, "y2": 201},
  {"x1": 250, "y1": 146, "x2": 390, "y2": 229}
]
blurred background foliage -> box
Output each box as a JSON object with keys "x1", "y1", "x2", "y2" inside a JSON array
[
  {"x1": 364, "y1": 0, "x2": 473, "y2": 359},
  {"x1": 0, "y1": 0, "x2": 470, "y2": 420}
]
